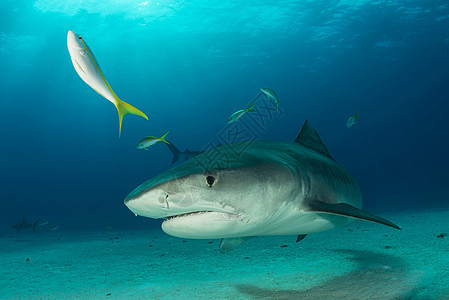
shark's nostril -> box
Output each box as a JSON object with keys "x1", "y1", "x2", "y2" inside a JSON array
[{"x1": 158, "y1": 192, "x2": 170, "y2": 208}]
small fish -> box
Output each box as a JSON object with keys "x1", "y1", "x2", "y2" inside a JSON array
[
  {"x1": 137, "y1": 132, "x2": 170, "y2": 150},
  {"x1": 67, "y1": 30, "x2": 148, "y2": 137},
  {"x1": 39, "y1": 221, "x2": 49, "y2": 226},
  {"x1": 49, "y1": 225, "x2": 59, "y2": 231},
  {"x1": 260, "y1": 88, "x2": 280, "y2": 111},
  {"x1": 227, "y1": 103, "x2": 257, "y2": 124},
  {"x1": 346, "y1": 111, "x2": 361, "y2": 128}
]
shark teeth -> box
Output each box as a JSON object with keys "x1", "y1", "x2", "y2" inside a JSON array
[{"x1": 165, "y1": 211, "x2": 212, "y2": 221}]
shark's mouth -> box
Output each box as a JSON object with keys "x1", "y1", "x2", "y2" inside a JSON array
[
  {"x1": 165, "y1": 211, "x2": 213, "y2": 221},
  {"x1": 164, "y1": 211, "x2": 240, "y2": 222},
  {"x1": 161, "y1": 210, "x2": 247, "y2": 239}
]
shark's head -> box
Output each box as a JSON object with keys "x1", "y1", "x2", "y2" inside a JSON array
[{"x1": 124, "y1": 143, "x2": 300, "y2": 239}]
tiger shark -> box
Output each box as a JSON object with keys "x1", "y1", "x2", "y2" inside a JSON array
[{"x1": 125, "y1": 120, "x2": 400, "y2": 253}]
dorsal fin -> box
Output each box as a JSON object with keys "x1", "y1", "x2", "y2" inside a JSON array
[{"x1": 294, "y1": 120, "x2": 334, "y2": 160}]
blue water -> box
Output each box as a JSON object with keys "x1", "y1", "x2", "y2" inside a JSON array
[{"x1": 1, "y1": 0, "x2": 448, "y2": 232}]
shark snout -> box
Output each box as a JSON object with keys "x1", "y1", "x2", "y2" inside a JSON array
[{"x1": 125, "y1": 188, "x2": 171, "y2": 218}]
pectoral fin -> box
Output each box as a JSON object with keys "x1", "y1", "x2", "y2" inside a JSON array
[
  {"x1": 308, "y1": 200, "x2": 401, "y2": 230},
  {"x1": 219, "y1": 236, "x2": 253, "y2": 254},
  {"x1": 296, "y1": 234, "x2": 307, "y2": 242},
  {"x1": 74, "y1": 58, "x2": 86, "y2": 75}
]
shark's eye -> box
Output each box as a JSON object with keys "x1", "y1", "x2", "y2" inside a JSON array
[{"x1": 206, "y1": 176, "x2": 215, "y2": 187}]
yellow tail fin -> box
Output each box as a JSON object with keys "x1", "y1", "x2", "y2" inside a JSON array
[
  {"x1": 114, "y1": 99, "x2": 148, "y2": 137},
  {"x1": 160, "y1": 131, "x2": 170, "y2": 144},
  {"x1": 246, "y1": 102, "x2": 257, "y2": 112}
]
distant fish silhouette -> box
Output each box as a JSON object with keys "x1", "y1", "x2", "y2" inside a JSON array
[
  {"x1": 165, "y1": 141, "x2": 203, "y2": 164},
  {"x1": 48, "y1": 225, "x2": 60, "y2": 231},
  {"x1": 261, "y1": 88, "x2": 280, "y2": 111},
  {"x1": 11, "y1": 218, "x2": 40, "y2": 233},
  {"x1": 346, "y1": 111, "x2": 361, "y2": 128}
]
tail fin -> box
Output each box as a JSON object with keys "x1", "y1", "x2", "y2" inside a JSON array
[
  {"x1": 159, "y1": 131, "x2": 170, "y2": 144},
  {"x1": 354, "y1": 111, "x2": 361, "y2": 119},
  {"x1": 114, "y1": 99, "x2": 148, "y2": 137},
  {"x1": 33, "y1": 218, "x2": 40, "y2": 233},
  {"x1": 166, "y1": 141, "x2": 181, "y2": 164},
  {"x1": 247, "y1": 103, "x2": 257, "y2": 112}
]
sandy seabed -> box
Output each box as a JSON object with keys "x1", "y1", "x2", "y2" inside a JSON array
[{"x1": 1, "y1": 209, "x2": 448, "y2": 299}]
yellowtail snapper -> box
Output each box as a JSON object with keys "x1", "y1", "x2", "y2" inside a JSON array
[
  {"x1": 346, "y1": 111, "x2": 361, "y2": 128},
  {"x1": 137, "y1": 132, "x2": 170, "y2": 151},
  {"x1": 67, "y1": 30, "x2": 148, "y2": 137},
  {"x1": 227, "y1": 103, "x2": 257, "y2": 124}
]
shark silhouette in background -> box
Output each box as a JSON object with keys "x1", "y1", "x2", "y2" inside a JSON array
[
  {"x1": 11, "y1": 218, "x2": 40, "y2": 233},
  {"x1": 165, "y1": 141, "x2": 204, "y2": 164}
]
